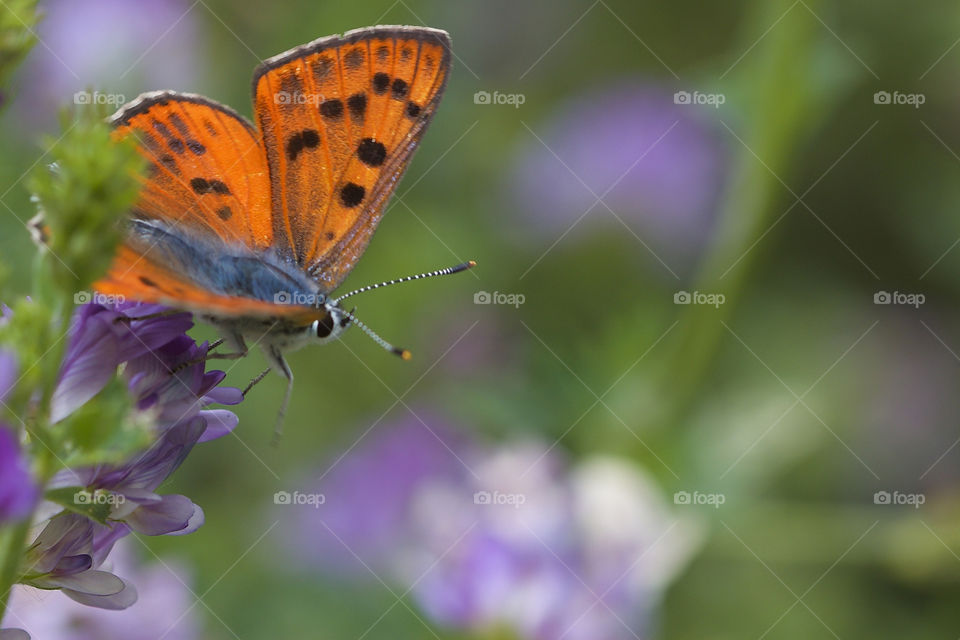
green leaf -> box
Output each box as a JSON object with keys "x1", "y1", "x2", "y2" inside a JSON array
[
  {"x1": 44, "y1": 487, "x2": 113, "y2": 525},
  {"x1": 27, "y1": 104, "x2": 145, "y2": 305}
]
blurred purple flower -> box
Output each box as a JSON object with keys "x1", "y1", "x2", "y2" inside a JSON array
[
  {"x1": 511, "y1": 81, "x2": 727, "y2": 265},
  {"x1": 0, "y1": 426, "x2": 38, "y2": 524},
  {"x1": 13, "y1": 0, "x2": 204, "y2": 131},
  {"x1": 6, "y1": 537, "x2": 200, "y2": 640},
  {"x1": 0, "y1": 352, "x2": 38, "y2": 524},
  {"x1": 279, "y1": 413, "x2": 701, "y2": 639}
]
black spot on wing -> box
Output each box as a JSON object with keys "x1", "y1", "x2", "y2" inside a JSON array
[
  {"x1": 406, "y1": 101, "x2": 422, "y2": 118},
  {"x1": 391, "y1": 78, "x2": 408, "y2": 100},
  {"x1": 216, "y1": 206, "x2": 233, "y2": 220},
  {"x1": 311, "y1": 55, "x2": 333, "y2": 84},
  {"x1": 340, "y1": 182, "x2": 365, "y2": 207},
  {"x1": 372, "y1": 72, "x2": 390, "y2": 94},
  {"x1": 347, "y1": 93, "x2": 367, "y2": 119},
  {"x1": 209, "y1": 180, "x2": 231, "y2": 195},
  {"x1": 357, "y1": 138, "x2": 387, "y2": 167},
  {"x1": 302, "y1": 129, "x2": 319, "y2": 148},
  {"x1": 286, "y1": 129, "x2": 320, "y2": 161},
  {"x1": 190, "y1": 177, "x2": 209, "y2": 194},
  {"x1": 319, "y1": 98, "x2": 343, "y2": 119},
  {"x1": 344, "y1": 47, "x2": 364, "y2": 69},
  {"x1": 190, "y1": 177, "x2": 231, "y2": 195},
  {"x1": 168, "y1": 113, "x2": 190, "y2": 137}
]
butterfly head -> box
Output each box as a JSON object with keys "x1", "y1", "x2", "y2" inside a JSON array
[
  {"x1": 311, "y1": 299, "x2": 352, "y2": 344},
  {"x1": 303, "y1": 260, "x2": 477, "y2": 360}
]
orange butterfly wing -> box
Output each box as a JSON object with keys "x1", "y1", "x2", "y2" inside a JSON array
[
  {"x1": 251, "y1": 26, "x2": 452, "y2": 291},
  {"x1": 109, "y1": 92, "x2": 273, "y2": 250},
  {"x1": 94, "y1": 93, "x2": 321, "y2": 321}
]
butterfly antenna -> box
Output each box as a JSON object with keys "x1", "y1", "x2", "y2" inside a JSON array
[
  {"x1": 339, "y1": 307, "x2": 412, "y2": 361},
  {"x1": 331, "y1": 260, "x2": 476, "y2": 305}
]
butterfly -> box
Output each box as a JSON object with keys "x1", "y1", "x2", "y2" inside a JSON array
[{"x1": 89, "y1": 26, "x2": 473, "y2": 430}]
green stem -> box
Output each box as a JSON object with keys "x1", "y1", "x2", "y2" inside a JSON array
[
  {"x1": 657, "y1": 0, "x2": 824, "y2": 429},
  {"x1": 0, "y1": 518, "x2": 31, "y2": 623}
]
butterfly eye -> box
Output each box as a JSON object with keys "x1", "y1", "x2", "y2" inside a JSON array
[{"x1": 313, "y1": 314, "x2": 336, "y2": 338}]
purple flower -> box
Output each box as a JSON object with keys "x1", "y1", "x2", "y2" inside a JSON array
[
  {"x1": 5, "y1": 537, "x2": 200, "y2": 640},
  {"x1": 6, "y1": 300, "x2": 243, "y2": 611},
  {"x1": 124, "y1": 334, "x2": 242, "y2": 441},
  {"x1": 0, "y1": 352, "x2": 38, "y2": 524},
  {"x1": 21, "y1": 513, "x2": 135, "y2": 610},
  {"x1": 279, "y1": 413, "x2": 701, "y2": 639},
  {"x1": 53, "y1": 419, "x2": 206, "y2": 538},
  {"x1": 51, "y1": 303, "x2": 193, "y2": 423},
  {"x1": 511, "y1": 81, "x2": 727, "y2": 267},
  {"x1": 283, "y1": 414, "x2": 467, "y2": 572},
  {"x1": 0, "y1": 426, "x2": 38, "y2": 524}
]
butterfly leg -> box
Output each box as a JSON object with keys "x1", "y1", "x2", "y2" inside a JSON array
[
  {"x1": 202, "y1": 332, "x2": 249, "y2": 360},
  {"x1": 242, "y1": 367, "x2": 272, "y2": 396},
  {"x1": 169, "y1": 332, "x2": 249, "y2": 374},
  {"x1": 262, "y1": 344, "x2": 292, "y2": 445}
]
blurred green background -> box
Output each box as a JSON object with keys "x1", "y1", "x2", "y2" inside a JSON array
[{"x1": 4, "y1": 0, "x2": 960, "y2": 637}]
